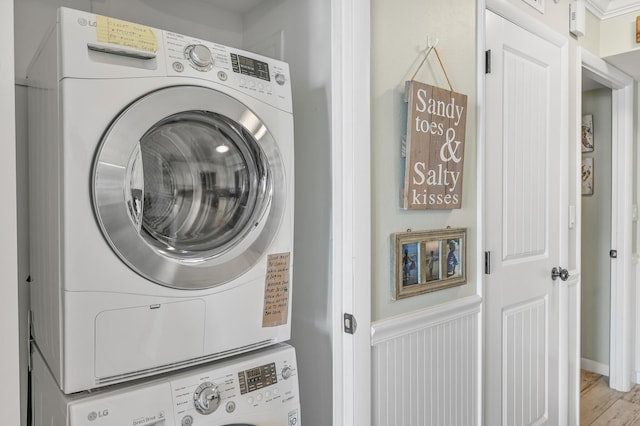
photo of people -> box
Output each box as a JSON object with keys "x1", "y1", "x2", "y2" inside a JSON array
[
  {"x1": 401, "y1": 242, "x2": 419, "y2": 286},
  {"x1": 445, "y1": 238, "x2": 462, "y2": 278},
  {"x1": 394, "y1": 228, "x2": 466, "y2": 300},
  {"x1": 420, "y1": 240, "x2": 440, "y2": 282}
]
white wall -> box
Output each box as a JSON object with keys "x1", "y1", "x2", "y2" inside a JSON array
[
  {"x1": 582, "y1": 9, "x2": 602, "y2": 55},
  {"x1": 371, "y1": 0, "x2": 477, "y2": 321},
  {"x1": 581, "y1": 88, "x2": 612, "y2": 370},
  {"x1": 1, "y1": 0, "x2": 21, "y2": 425},
  {"x1": 599, "y1": 11, "x2": 640, "y2": 58},
  {"x1": 244, "y1": 2, "x2": 334, "y2": 424}
]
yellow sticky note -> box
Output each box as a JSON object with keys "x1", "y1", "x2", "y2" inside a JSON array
[{"x1": 96, "y1": 15, "x2": 157, "y2": 53}]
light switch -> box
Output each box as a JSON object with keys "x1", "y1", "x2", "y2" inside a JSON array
[{"x1": 569, "y1": 205, "x2": 576, "y2": 229}]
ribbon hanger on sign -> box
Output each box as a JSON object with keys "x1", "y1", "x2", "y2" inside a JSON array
[
  {"x1": 410, "y1": 37, "x2": 454, "y2": 92},
  {"x1": 402, "y1": 36, "x2": 467, "y2": 210}
]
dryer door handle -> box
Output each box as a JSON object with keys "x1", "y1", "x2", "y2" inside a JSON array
[{"x1": 87, "y1": 42, "x2": 157, "y2": 60}]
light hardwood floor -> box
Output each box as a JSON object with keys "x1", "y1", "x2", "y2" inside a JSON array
[{"x1": 581, "y1": 370, "x2": 640, "y2": 425}]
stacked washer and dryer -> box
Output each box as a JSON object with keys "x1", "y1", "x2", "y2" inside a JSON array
[{"x1": 27, "y1": 7, "x2": 299, "y2": 426}]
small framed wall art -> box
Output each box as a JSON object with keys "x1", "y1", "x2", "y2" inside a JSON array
[
  {"x1": 392, "y1": 228, "x2": 466, "y2": 299},
  {"x1": 581, "y1": 114, "x2": 594, "y2": 153},
  {"x1": 582, "y1": 157, "x2": 594, "y2": 195}
]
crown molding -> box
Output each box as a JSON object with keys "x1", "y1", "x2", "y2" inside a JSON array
[{"x1": 584, "y1": 0, "x2": 640, "y2": 19}]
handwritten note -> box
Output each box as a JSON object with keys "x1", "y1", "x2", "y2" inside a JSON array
[
  {"x1": 262, "y1": 253, "x2": 291, "y2": 327},
  {"x1": 96, "y1": 15, "x2": 158, "y2": 53}
]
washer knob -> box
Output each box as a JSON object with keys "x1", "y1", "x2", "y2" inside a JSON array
[
  {"x1": 193, "y1": 382, "x2": 221, "y2": 415},
  {"x1": 282, "y1": 366, "x2": 293, "y2": 380},
  {"x1": 185, "y1": 44, "x2": 213, "y2": 71},
  {"x1": 274, "y1": 73, "x2": 286, "y2": 86}
]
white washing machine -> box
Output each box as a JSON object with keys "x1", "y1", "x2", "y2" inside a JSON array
[
  {"x1": 28, "y1": 7, "x2": 294, "y2": 393},
  {"x1": 32, "y1": 343, "x2": 301, "y2": 426}
]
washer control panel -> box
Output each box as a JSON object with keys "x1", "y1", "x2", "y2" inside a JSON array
[
  {"x1": 238, "y1": 361, "x2": 278, "y2": 394},
  {"x1": 170, "y1": 344, "x2": 299, "y2": 424},
  {"x1": 163, "y1": 31, "x2": 292, "y2": 113},
  {"x1": 61, "y1": 345, "x2": 299, "y2": 426}
]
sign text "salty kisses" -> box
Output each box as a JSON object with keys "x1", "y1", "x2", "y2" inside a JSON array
[{"x1": 403, "y1": 81, "x2": 467, "y2": 210}]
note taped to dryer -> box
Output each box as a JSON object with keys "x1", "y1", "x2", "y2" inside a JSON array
[
  {"x1": 96, "y1": 15, "x2": 158, "y2": 53},
  {"x1": 263, "y1": 253, "x2": 290, "y2": 327}
]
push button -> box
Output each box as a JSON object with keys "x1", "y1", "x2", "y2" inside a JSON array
[{"x1": 172, "y1": 62, "x2": 184, "y2": 72}]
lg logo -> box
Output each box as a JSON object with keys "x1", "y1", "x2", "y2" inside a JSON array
[
  {"x1": 87, "y1": 409, "x2": 109, "y2": 421},
  {"x1": 77, "y1": 17, "x2": 97, "y2": 27}
]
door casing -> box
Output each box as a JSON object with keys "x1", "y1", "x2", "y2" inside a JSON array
[{"x1": 580, "y1": 48, "x2": 634, "y2": 393}]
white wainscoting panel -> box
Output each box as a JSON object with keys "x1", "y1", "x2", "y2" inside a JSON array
[{"x1": 371, "y1": 296, "x2": 481, "y2": 426}]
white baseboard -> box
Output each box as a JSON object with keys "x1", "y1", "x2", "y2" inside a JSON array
[{"x1": 581, "y1": 358, "x2": 609, "y2": 376}]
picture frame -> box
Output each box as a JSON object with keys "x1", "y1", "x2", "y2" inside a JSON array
[
  {"x1": 392, "y1": 228, "x2": 467, "y2": 299},
  {"x1": 582, "y1": 114, "x2": 594, "y2": 153},
  {"x1": 582, "y1": 157, "x2": 594, "y2": 195}
]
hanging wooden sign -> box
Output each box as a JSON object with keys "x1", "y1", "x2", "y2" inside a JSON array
[{"x1": 403, "y1": 80, "x2": 467, "y2": 209}]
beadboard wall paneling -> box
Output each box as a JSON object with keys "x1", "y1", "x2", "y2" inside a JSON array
[{"x1": 371, "y1": 296, "x2": 481, "y2": 426}]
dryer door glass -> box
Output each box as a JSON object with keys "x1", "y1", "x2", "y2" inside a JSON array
[
  {"x1": 93, "y1": 86, "x2": 287, "y2": 289},
  {"x1": 129, "y1": 111, "x2": 269, "y2": 259}
]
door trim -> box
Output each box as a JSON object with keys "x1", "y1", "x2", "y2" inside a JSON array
[
  {"x1": 331, "y1": 0, "x2": 371, "y2": 425},
  {"x1": 580, "y1": 47, "x2": 634, "y2": 392},
  {"x1": 0, "y1": 0, "x2": 20, "y2": 424}
]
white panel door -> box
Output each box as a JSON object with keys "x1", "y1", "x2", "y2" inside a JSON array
[{"x1": 485, "y1": 10, "x2": 568, "y2": 425}]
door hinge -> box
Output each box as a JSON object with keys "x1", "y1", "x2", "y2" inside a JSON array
[
  {"x1": 485, "y1": 49, "x2": 492, "y2": 74},
  {"x1": 344, "y1": 313, "x2": 357, "y2": 335},
  {"x1": 484, "y1": 251, "x2": 491, "y2": 275}
]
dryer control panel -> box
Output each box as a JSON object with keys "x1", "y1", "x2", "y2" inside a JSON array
[
  {"x1": 54, "y1": 7, "x2": 292, "y2": 114},
  {"x1": 163, "y1": 32, "x2": 292, "y2": 114}
]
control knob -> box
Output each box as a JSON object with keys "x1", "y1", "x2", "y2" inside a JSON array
[
  {"x1": 274, "y1": 73, "x2": 286, "y2": 86},
  {"x1": 193, "y1": 382, "x2": 221, "y2": 415},
  {"x1": 282, "y1": 366, "x2": 293, "y2": 380},
  {"x1": 184, "y1": 44, "x2": 214, "y2": 71}
]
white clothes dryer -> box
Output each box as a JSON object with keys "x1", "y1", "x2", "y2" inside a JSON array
[
  {"x1": 28, "y1": 7, "x2": 294, "y2": 394},
  {"x1": 32, "y1": 343, "x2": 301, "y2": 426}
]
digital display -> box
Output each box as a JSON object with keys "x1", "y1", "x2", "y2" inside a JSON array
[
  {"x1": 231, "y1": 53, "x2": 271, "y2": 81},
  {"x1": 246, "y1": 367, "x2": 261, "y2": 380},
  {"x1": 238, "y1": 362, "x2": 277, "y2": 395}
]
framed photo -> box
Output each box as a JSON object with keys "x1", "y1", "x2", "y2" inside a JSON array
[
  {"x1": 582, "y1": 157, "x2": 594, "y2": 196},
  {"x1": 582, "y1": 114, "x2": 594, "y2": 153},
  {"x1": 392, "y1": 228, "x2": 467, "y2": 299}
]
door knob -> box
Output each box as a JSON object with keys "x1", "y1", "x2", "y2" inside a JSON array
[{"x1": 551, "y1": 266, "x2": 569, "y2": 281}]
